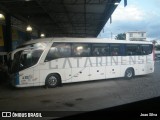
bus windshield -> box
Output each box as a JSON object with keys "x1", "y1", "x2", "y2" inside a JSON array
[{"x1": 11, "y1": 43, "x2": 46, "y2": 73}]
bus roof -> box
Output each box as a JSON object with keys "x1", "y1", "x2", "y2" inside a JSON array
[{"x1": 23, "y1": 37, "x2": 152, "y2": 45}]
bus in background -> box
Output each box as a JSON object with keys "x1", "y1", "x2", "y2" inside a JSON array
[
  {"x1": 9, "y1": 38, "x2": 154, "y2": 88},
  {"x1": 155, "y1": 50, "x2": 160, "y2": 60},
  {"x1": 155, "y1": 45, "x2": 160, "y2": 60}
]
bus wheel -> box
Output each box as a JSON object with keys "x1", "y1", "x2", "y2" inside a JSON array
[
  {"x1": 45, "y1": 74, "x2": 60, "y2": 88},
  {"x1": 125, "y1": 68, "x2": 134, "y2": 79}
]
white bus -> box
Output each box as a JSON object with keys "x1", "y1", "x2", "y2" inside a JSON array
[
  {"x1": 9, "y1": 38, "x2": 154, "y2": 88},
  {"x1": 155, "y1": 50, "x2": 160, "y2": 60}
]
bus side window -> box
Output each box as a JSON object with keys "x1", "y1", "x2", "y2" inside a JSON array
[
  {"x1": 136, "y1": 45, "x2": 142, "y2": 55},
  {"x1": 110, "y1": 44, "x2": 120, "y2": 56},
  {"x1": 45, "y1": 43, "x2": 71, "y2": 61},
  {"x1": 92, "y1": 48, "x2": 100, "y2": 56},
  {"x1": 101, "y1": 48, "x2": 107, "y2": 56},
  {"x1": 141, "y1": 44, "x2": 152, "y2": 55},
  {"x1": 32, "y1": 49, "x2": 43, "y2": 64},
  {"x1": 126, "y1": 44, "x2": 139, "y2": 56},
  {"x1": 91, "y1": 44, "x2": 109, "y2": 56},
  {"x1": 72, "y1": 43, "x2": 90, "y2": 57},
  {"x1": 148, "y1": 44, "x2": 153, "y2": 54}
]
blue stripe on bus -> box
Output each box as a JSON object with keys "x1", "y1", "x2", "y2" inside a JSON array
[{"x1": 15, "y1": 73, "x2": 19, "y2": 85}]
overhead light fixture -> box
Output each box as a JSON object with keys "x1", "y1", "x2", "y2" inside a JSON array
[
  {"x1": 40, "y1": 33, "x2": 45, "y2": 38},
  {"x1": 114, "y1": 2, "x2": 119, "y2": 5},
  {"x1": 0, "y1": 13, "x2": 5, "y2": 20},
  {"x1": 26, "y1": 25, "x2": 32, "y2": 32}
]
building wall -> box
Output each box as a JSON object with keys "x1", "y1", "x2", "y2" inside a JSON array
[
  {"x1": 0, "y1": 24, "x2": 38, "y2": 52},
  {"x1": 126, "y1": 32, "x2": 146, "y2": 41}
]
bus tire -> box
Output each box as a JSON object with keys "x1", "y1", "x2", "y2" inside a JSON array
[
  {"x1": 125, "y1": 68, "x2": 134, "y2": 79},
  {"x1": 45, "y1": 73, "x2": 60, "y2": 88}
]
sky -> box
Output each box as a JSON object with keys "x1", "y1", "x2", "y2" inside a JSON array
[{"x1": 98, "y1": 0, "x2": 160, "y2": 41}]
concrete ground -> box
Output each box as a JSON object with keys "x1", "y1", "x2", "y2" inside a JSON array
[{"x1": 0, "y1": 61, "x2": 160, "y2": 119}]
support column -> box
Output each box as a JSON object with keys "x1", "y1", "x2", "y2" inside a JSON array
[
  {"x1": 4, "y1": 13, "x2": 12, "y2": 52},
  {"x1": 38, "y1": 30, "x2": 41, "y2": 38},
  {"x1": 26, "y1": 32, "x2": 31, "y2": 40}
]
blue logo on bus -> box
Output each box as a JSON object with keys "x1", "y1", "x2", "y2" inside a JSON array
[{"x1": 15, "y1": 73, "x2": 19, "y2": 85}]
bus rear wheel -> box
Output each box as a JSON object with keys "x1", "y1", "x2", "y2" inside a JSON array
[
  {"x1": 45, "y1": 74, "x2": 60, "y2": 88},
  {"x1": 125, "y1": 68, "x2": 134, "y2": 79}
]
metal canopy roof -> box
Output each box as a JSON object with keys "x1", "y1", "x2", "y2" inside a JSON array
[{"x1": 0, "y1": 0, "x2": 121, "y2": 37}]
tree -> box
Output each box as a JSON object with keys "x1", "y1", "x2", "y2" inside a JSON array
[{"x1": 115, "y1": 33, "x2": 126, "y2": 40}]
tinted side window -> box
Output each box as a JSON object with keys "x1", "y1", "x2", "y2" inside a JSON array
[
  {"x1": 45, "y1": 43, "x2": 71, "y2": 61},
  {"x1": 92, "y1": 44, "x2": 110, "y2": 56},
  {"x1": 110, "y1": 44, "x2": 121, "y2": 56},
  {"x1": 126, "y1": 44, "x2": 139, "y2": 55},
  {"x1": 32, "y1": 49, "x2": 44, "y2": 65},
  {"x1": 72, "y1": 43, "x2": 90, "y2": 57},
  {"x1": 141, "y1": 44, "x2": 153, "y2": 55}
]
